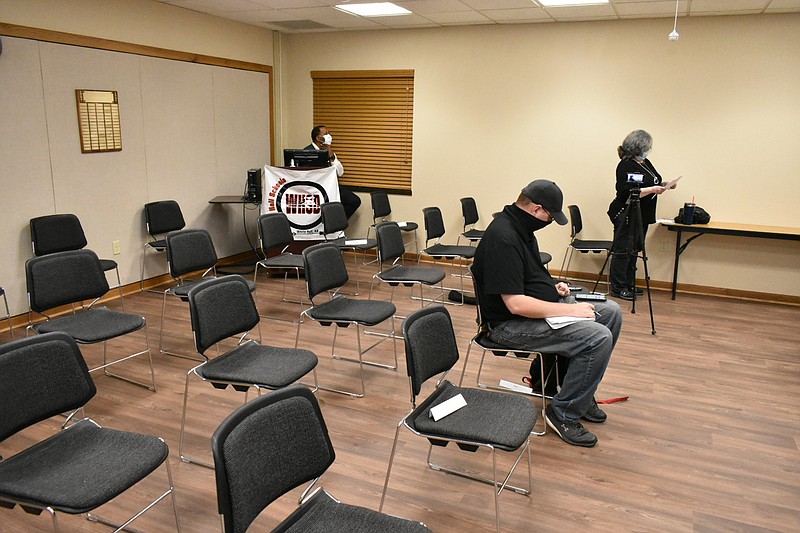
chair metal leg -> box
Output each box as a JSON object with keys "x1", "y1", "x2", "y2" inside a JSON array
[
  {"x1": 1, "y1": 289, "x2": 12, "y2": 340},
  {"x1": 178, "y1": 367, "x2": 215, "y2": 469},
  {"x1": 159, "y1": 292, "x2": 204, "y2": 362},
  {"x1": 97, "y1": 328, "x2": 157, "y2": 391}
]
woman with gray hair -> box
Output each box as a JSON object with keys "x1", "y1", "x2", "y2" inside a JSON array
[{"x1": 607, "y1": 130, "x2": 678, "y2": 300}]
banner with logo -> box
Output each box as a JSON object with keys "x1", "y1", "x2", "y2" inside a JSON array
[{"x1": 262, "y1": 165, "x2": 341, "y2": 240}]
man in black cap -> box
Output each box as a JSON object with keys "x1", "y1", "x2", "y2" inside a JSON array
[{"x1": 472, "y1": 180, "x2": 622, "y2": 447}]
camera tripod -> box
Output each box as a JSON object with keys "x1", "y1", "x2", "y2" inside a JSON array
[{"x1": 617, "y1": 188, "x2": 657, "y2": 335}]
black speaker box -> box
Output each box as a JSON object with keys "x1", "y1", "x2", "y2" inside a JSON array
[{"x1": 246, "y1": 168, "x2": 262, "y2": 202}]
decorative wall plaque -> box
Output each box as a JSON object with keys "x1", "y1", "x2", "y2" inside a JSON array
[{"x1": 75, "y1": 89, "x2": 121, "y2": 153}]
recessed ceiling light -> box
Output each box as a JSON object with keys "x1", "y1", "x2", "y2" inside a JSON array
[
  {"x1": 335, "y1": 2, "x2": 412, "y2": 17},
  {"x1": 537, "y1": 0, "x2": 609, "y2": 6}
]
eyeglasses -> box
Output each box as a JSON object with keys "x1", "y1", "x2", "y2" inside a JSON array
[{"x1": 538, "y1": 205, "x2": 552, "y2": 222}]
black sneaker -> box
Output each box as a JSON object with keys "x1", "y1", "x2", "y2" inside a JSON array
[
  {"x1": 546, "y1": 405, "x2": 598, "y2": 447},
  {"x1": 610, "y1": 289, "x2": 635, "y2": 301},
  {"x1": 629, "y1": 287, "x2": 645, "y2": 296},
  {"x1": 581, "y1": 398, "x2": 607, "y2": 423}
]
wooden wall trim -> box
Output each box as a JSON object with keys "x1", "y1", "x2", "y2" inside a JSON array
[{"x1": 0, "y1": 22, "x2": 271, "y2": 72}]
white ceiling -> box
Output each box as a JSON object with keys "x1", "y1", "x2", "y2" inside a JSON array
[{"x1": 157, "y1": 0, "x2": 800, "y2": 33}]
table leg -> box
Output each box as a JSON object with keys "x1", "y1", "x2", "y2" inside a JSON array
[{"x1": 671, "y1": 230, "x2": 682, "y2": 300}]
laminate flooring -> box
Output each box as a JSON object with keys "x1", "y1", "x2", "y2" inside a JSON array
[{"x1": 1, "y1": 262, "x2": 798, "y2": 533}]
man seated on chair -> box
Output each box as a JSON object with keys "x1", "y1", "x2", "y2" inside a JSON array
[
  {"x1": 471, "y1": 179, "x2": 623, "y2": 447},
  {"x1": 305, "y1": 125, "x2": 361, "y2": 219}
]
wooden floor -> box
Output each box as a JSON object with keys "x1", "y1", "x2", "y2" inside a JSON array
[{"x1": 2, "y1": 260, "x2": 799, "y2": 533}]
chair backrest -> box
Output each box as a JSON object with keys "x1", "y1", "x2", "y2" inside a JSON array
[
  {"x1": 188, "y1": 275, "x2": 260, "y2": 355},
  {"x1": 402, "y1": 306, "x2": 460, "y2": 398},
  {"x1": 165, "y1": 228, "x2": 218, "y2": 279},
  {"x1": 30, "y1": 214, "x2": 89, "y2": 256},
  {"x1": 320, "y1": 201, "x2": 349, "y2": 236},
  {"x1": 302, "y1": 242, "x2": 349, "y2": 301},
  {"x1": 466, "y1": 265, "x2": 486, "y2": 328},
  {"x1": 26, "y1": 249, "x2": 110, "y2": 312},
  {"x1": 144, "y1": 200, "x2": 186, "y2": 237},
  {"x1": 375, "y1": 221, "x2": 405, "y2": 264},
  {"x1": 258, "y1": 212, "x2": 294, "y2": 253},
  {"x1": 371, "y1": 191, "x2": 392, "y2": 221},
  {"x1": 460, "y1": 197, "x2": 480, "y2": 227},
  {"x1": 422, "y1": 207, "x2": 446, "y2": 241},
  {"x1": 211, "y1": 385, "x2": 335, "y2": 533},
  {"x1": 567, "y1": 204, "x2": 582, "y2": 239},
  {"x1": 0, "y1": 332, "x2": 95, "y2": 442}
]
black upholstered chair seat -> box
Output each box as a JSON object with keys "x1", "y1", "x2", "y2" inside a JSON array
[
  {"x1": 258, "y1": 253, "x2": 304, "y2": 269},
  {"x1": 172, "y1": 277, "x2": 255, "y2": 299},
  {"x1": 276, "y1": 489, "x2": 430, "y2": 533},
  {"x1": 409, "y1": 381, "x2": 536, "y2": 451},
  {"x1": 328, "y1": 237, "x2": 377, "y2": 251},
  {"x1": 461, "y1": 228, "x2": 485, "y2": 241},
  {"x1": 197, "y1": 340, "x2": 317, "y2": 389},
  {"x1": 422, "y1": 243, "x2": 476, "y2": 259},
  {"x1": 473, "y1": 331, "x2": 533, "y2": 357},
  {"x1": 147, "y1": 238, "x2": 167, "y2": 250},
  {"x1": 0, "y1": 419, "x2": 167, "y2": 514},
  {"x1": 397, "y1": 221, "x2": 418, "y2": 231},
  {"x1": 98, "y1": 258, "x2": 119, "y2": 272},
  {"x1": 378, "y1": 265, "x2": 446, "y2": 286},
  {"x1": 33, "y1": 307, "x2": 145, "y2": 343},
  {"x1": 539, "y1": 252, "x2": 552, "y2": 265},
  {"x1": 571, "y1": 238, "x2": 613, "y2": 251},
  {"x1": 307, "y1": 296, "x2": 395, "y2": 326}
]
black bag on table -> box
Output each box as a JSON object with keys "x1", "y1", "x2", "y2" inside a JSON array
[{"x1": 674, "y1": 206, "x2": 711, "y2": 224}]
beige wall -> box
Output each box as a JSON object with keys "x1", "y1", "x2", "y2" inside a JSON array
[
  {"x1": 0, "y1": 0, "x2": 273, "y2": 65},
  {"x1": 0, "y1": 1, "x2": 275, "y2": 316},
  {"x1": 281, "y1": 14, "x2": 800, "y2": 297}
]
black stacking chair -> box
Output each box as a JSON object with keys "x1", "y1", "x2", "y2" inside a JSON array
[
  {"x1": 212, "y1": 385, "x2": 431, "y2": 533},
  {"x1": 179, "y1": 276, "x2": 318, "y2": 468},
  {"x1": 321, "y1": 201, "x2": 377, "y2": 295},
  {"x1": 30, "y1": 213, "x2": 124, "y2": 307},
  {"x1": 380, "y1": 306, "x2": 537, "y2": 533},
  {"x1": 459, "y1": 266, "x2": 559, "y2": 435},
  {"x1": 458, "y1": 197, "x2": 486, "y2": 245},
  {"x1": 1, "y1": 286, "x2": 12, "y2": 339},
  {"x1": 420, "y1": 206, "x2": 476, "y2": 301},
  {"x1": 140, "y1": 200, "x2": 186, "y2": 291},
  {"x1": 26, "y1": 249, "x2": 156, "y2": 391},
  {"x1": 371, "y1": 221, "x2": 445, "y2": 309},
  {"x1": 253, "y1": 212, "x2": 305, "y2": 320},
  {"x1": 370, "y1": 191, "x2": 419, "y2": 255},
  {"x1": 159, "y1": 228, "x2": 256, "y2": 360},
  {"x1": 0, "y1": 332, "x2": 181, "y2": 532},
  {"x1": 296, "y1": 242, "x2": 397, "y2": 398},
  {"x1": 558, "y1": 204, "x2": 613, "y2": 292}
]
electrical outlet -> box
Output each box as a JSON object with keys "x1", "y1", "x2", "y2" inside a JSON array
[
  {"x1": 659, "y1": 239, "x2": 668, "y2": 252},
  {"x1": 112, "y1": 240, "x2": 121, "y2": 255}
]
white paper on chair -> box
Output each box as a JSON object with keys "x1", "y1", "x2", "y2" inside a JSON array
[
  {"x1": 499, "y1": 379, "x2": 533, "y2": 394},
  {"x1": 545, "y1": 316, "x2": 594, "y2": 330},
  {"x1": 429, "y1": 393, "x2": 467, "y2": 421},
  {"x1": 344, "y1": 239, "x2": 368, "y2": 246},
  {"x1": 397, "y1": 221, "x2": 408, "y2": 228}
]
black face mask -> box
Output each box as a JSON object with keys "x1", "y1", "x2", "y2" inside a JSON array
[{"x1": 529, "y1": 216, "x2": 552, "y2": 232}]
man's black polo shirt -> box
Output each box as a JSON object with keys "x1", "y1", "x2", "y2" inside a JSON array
[{"x1": 472, "y1": 204, "x2": 558, "y2": 325}]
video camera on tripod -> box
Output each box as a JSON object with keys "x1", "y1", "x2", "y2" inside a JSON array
[{"x1": 619, "y1": 183, "x2": 656, "y2": 334}]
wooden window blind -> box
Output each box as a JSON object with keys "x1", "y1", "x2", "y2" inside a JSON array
[{"x1": 312, "y1": 70, "x2": 414, "y2": 194}]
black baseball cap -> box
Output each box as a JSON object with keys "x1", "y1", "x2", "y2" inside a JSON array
[{"x1": 521, "y1": 180, "x2": 568, "y2": 225}]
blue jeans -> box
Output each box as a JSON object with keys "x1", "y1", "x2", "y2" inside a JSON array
[{"x1": 487, "y1": 298, "x2": 622, "y2": 421}]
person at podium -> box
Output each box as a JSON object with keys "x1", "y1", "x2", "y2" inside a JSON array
[{"x1": 305, "y1": 125, "x2": 361, "y2": 219}]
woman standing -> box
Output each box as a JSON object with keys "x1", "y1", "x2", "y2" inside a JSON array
[{"x1": 607, "y1": 130, "x2": 677, "y2": 300}]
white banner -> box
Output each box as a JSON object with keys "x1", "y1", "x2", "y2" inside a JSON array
[{"x1": 262, "y1": 165, "x2": 340, "y2": 240}]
